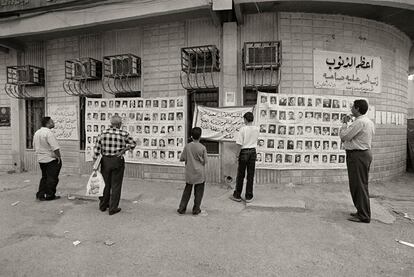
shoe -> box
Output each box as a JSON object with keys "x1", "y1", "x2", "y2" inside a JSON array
[
  {"x1": 229, "y1": 195, "x2": 242, "y2": 202},
  {"x1": 350, "y1": 212, "x2": 358, "y2": 217},
  {"x1": 192, "y1": 209, "x2": 201, "y2": 215},
  {"x1": 100, "y1": 207, "x2": 107, "y2": 212},
  {"x1": 41, "y1": 195, "x2": 61, "y2": 201},
  {"x1": 177, "y1": 209, "x2": 186, "y2": 215},
  {"x1": 245, "y1": 197, "x2": 253, "y2": 203},
  {"x1": 347, "y1": 217, "x2": 370, "y2": 223},
  {"x1": 108, "y1": 208, "x2": 121, "y2": 215}
]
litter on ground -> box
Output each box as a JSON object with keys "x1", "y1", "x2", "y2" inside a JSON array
[{"x1": 396, "y1": 239, "x2": 414, "y2": 248}]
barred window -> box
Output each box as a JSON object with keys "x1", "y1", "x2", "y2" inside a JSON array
[
  {"x1": 188, "y1": 89, "x2": 219, "y2": 154},
  {"x1": 26, "y1": 98, "x2": 45, "y2": 149}
]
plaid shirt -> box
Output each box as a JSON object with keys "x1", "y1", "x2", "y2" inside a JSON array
[{"x1": 93, "y1": 127, "x2": 136, "y2": 158}]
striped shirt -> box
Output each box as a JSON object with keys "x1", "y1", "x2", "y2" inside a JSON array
[{"x1": 93, "y1": 127, "x2": 136, "y2": 158}]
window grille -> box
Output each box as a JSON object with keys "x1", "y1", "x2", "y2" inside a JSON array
[
  {"x1": 188, "y1": 89, "x2": 219, "y2": 154},
  {"x1": 25, "y1": 98, "x2": 45, "y2": 149}
]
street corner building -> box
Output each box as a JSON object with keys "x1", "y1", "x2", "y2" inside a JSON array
[{"x1": 0, "y1": 0, "x2": 413, "y2": 185}]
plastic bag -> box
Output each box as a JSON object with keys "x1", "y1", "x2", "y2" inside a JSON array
[{"x1": 86, "y1": 170, "x2": 105, "y2": 197}]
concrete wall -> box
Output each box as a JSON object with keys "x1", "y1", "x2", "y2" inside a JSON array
[{"x1": 408, "y1": 78, "x2": 414, "y2": 119}]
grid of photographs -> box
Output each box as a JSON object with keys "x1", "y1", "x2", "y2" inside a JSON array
[
  {"x1": 85, "y1": 97, "x2": 186, "y2": 166},
  {"x1": 255, "y1": 92, "x2": 367, "y2": 169}
]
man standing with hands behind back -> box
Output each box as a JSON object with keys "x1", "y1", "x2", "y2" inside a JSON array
[
  {"x1": 230, "y1": 112, "x2": 259, "y2": 203},
  {"x1": 93, "y1": 115, "x2": 136, "y2": 215},
  {"x1": 34, "y1": 117, "x2": 62, "y2": 201},
  {"x1": 340, "y1": 99, "x2": 375, "y2": 223}
]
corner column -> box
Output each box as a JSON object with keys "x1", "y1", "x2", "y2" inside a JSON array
[{"x1": 221, "y1": 21, "x2": 240, "y2": 185}]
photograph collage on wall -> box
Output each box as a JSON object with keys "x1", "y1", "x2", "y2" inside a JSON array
[
  {"x1": 85, "y1": 97, "x2": 186, "y2": 166},
  {"x1": 255, "y1": 92, "x2": 368, "y2": 169}
]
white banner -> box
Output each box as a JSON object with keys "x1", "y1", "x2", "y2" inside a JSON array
[
  {"x1": 49, "y1": 104, "x2": 78, "y2": 140},
  {"x1": 193, "y1": 105, "x2": 254, "y2": 141},
  {"x1": 85, "y1": 97, "x2": 186, "y2": 166},
  {"x1": 314, "y1": 49, "x2": 382, "y2": 93},
  {"x1": 255, "y1": 92, "x2": 372, "y2": 169}
]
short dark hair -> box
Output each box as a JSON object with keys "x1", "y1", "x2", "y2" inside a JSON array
[
  {"x1": 353, "y1": 99, "x2": 369, "y2": 115},
  {"x1": 41, "y1": 116, "x2": 51, "y2": 127},
  {"x1": 191, "y1": 127, "x2": 202, "y2": 140},
  {"x1": 244, "y1": 112, "x2": 254, "y2": 122}
]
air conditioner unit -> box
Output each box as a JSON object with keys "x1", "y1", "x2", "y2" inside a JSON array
[
  {"x1": 65, "y1": 58, "x2": 102, "y2": 80},
  {"x1": 181, "y1": 45, "x2": 220, "y2": 73},
  {"x1": 6, "y1": 65, "x2": 45, "y2": 86},
  {"x1": 243, "y1": 41, "x2": 281, "y2": 70},
  {"x1": 104, "y1": 54, "x2": 141, "y2": 78}
]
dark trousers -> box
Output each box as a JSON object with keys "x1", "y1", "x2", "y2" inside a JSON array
[
  {"x1": 37, "y1": 159, "x2": 62, "y2": 199},
  {"x1": 99, "y1": 156, "x2": 125, "y2": 212},
  {"x1": 234, "y1": 148, "x2": 256, "y2": 200},
  {"x1": 346, "y1": 150, "x2": 373, "y2": 221},
  {"x1": 178, "y1": 182, "x2": 205, "y2": 213}
]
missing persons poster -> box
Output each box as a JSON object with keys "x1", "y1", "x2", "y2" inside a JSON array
[
  {"x1": 255, "y1": 92, "x2": 370, "y2": 169},
  {"x1": 85, "y1": 97, "x2": 186, "y2": 166}
]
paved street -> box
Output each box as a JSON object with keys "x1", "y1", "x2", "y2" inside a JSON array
[{"x1": 0, "y1": 171, "x2": 413, "y2": 277}]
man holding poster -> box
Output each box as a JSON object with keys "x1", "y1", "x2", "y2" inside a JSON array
[{"x1": 230, "y1": 112, "x2": 259, "y2": 203}]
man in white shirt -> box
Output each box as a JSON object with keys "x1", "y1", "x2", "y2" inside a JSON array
[
  {"x1": 230, "y1": 112, "x2": 259, "y2": 203},
  {"x1": 33, "y1": 117, "x2": 62, "y2": 201},
  {"x1": 339, "y1": 99, "x2": 375, "y2": 223}
]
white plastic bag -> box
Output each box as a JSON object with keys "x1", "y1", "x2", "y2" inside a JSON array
[{"x1": 86, "y1": 170, "x2": 105, "y2": 197}]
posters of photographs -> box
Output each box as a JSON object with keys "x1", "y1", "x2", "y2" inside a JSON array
[
  {"x1": 314, "y1": 49, "x2": 382, "y2": 93},
  {"x1": 84, "y1": 97, "x2": 186, "y2": 166},
  {"x1": 255, "y1": 92, "x2": 369, "y2": 169},
  {"x1": 193, "y1": 105, "x2": 255, "y2": 141},
  {"x1": 49, "y1": 104, "x2": 78, "y2": 140}
]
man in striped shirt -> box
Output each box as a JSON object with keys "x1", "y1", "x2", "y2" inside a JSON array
[{"x1": 93, "y1": 115, "x2": 136, "y2": 215}]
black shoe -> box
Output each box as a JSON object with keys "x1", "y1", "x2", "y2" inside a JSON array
[
  {"x1": 108, "y1": 208, "x2": 121, "y2": 215},
  {"x1": 41, "y1": 195, "x2": 61, "y2": 201},
  {"x1": 347, "y1": 217, "x2": 370, "y2": 223},
  {"x1": 192, "y1": 209, "x2": 201, "y2": 215},
  {"x1": 100, "y1": 207, "x2": 108, "y2": 212},
  {"x1": 245, "y1": 197, "x2": 253, "y2": 203},
  {"x1": 177, "y1": 209, "x2": 186, "y2": 215},
  {"x1": 229, "y1": 195, "x2": 242, "y2": 202}
]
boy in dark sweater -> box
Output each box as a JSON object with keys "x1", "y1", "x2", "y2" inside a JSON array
[{"x1": 177, "y1": 127, "x2": 208, "y2": 215}]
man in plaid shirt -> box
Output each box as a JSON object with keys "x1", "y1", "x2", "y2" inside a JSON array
[{"x1": 93, "y1": 115, "x2": 136, "y2": 215}]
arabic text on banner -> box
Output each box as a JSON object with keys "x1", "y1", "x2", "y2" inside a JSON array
[
  {"x1": 255, "y1": 92, "x2": 372, "y2": 170},
  {"x1": 313, "y1": 49, "x2": 382, "y2": 93},
  {"x1": 193, "y1": 106, "x2": 254, "y2": 141},
  {"x1": 85, "y1": 97, "x2": 186, "y2": 167},
  {"x1": 49, "y1": 104, "x2": 79, "y2": 140}
]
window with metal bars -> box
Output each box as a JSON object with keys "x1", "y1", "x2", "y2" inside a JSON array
[
  {"x1": 188, "y1": 89, "x2": 219, "y2": 154},
  {"x1": 25, "y1": 98, "x2": 45, "y2": 149},
  {"x1": 243, "y1": 87, "x2": 278, "y2": 106},
  {"x1": 80, "y1": 95, "x2": 102, "y2": 150}
]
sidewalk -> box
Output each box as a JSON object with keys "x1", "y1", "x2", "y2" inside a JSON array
[
  {"x1": 1, "y1": 171, "x2": 413, "y2": 277},
  {"x1": 3, "y1": 171, "x2": 413, "y2": 224}
]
